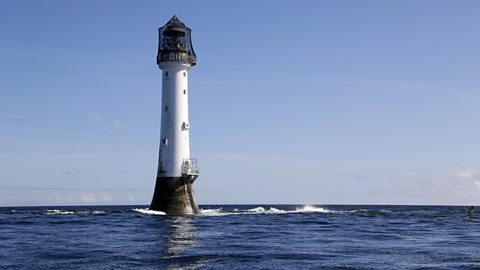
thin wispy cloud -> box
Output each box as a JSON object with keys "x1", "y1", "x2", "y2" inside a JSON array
[
  {"x1": 456, "y1": 168, "x2": 480, "y2": 190},
  {"x1": 86, "y1": 111, "x2": 126, "y2": 129},
  {"x1": 64, "y1": 170, "x2": 82, "y2": 176},
  {"x1": 78, "y1": 193, "x2": 111, "y2": 203},
  {"x1": 87, "y1": 111, "x2": 107, "y2": 126},
  {"x1": 113, "y1": 119, "x2": 126, "y2": 129},
  {"x1": 40, "y1": 193, "x2": 112, "y2": 205}
]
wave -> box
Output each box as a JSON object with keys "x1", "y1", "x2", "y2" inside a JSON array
[
  {"x1": 199, "y1": 205, "x2": 333, "y2": 216},
  {"x1": 45, "y1": 209, "x2": 75, "y2": 215},
  {"x1": 44, "y1": 209, "x2": 110, "y2": 215},
  {"x1": 294, "y1": 205, "x2": 334, "y2": 213},
  {"x1": 132, "y1": 208, "x2": 166, "y2": 216},
  {"x1": 199, "y1": 207, "x2": 286, "y2": 216},
  {"x1": 201, "y1": 208, "x2": 224, "y2": 216},
  {"x1": 267, "y1": 207, "x2": 288, "y2": 214},
  {"x1": 352, "y1": 209, "x2": 393, "y2": 216},
  {"x1": 5, "y1": 205, "x2": 468, "y2": 218},
  {"x1": 246, "y1": 206, "x2": 266, "y2": 213},
  {"x1": 245, "y1": 207, "x2": 288, "y2": 214}
]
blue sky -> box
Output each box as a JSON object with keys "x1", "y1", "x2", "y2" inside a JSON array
[{"x1": 1, "y1": 1, "x2": 480, "y2": 206}]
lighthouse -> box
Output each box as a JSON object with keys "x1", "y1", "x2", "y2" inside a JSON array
[{"x1": 149, "y1": 16, "x2": 200, "y2": 215}]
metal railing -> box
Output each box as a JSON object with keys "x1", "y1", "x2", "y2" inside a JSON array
[{"x1": 182, "y1": 158, "x2": 199, "y2": 176}]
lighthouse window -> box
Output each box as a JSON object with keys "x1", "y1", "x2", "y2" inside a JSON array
[
  {"x1": 165, "y1": 106, "x2": 168, "y2": 111},
  {"x1": 183, "y1": 89, "x2": 186, "y2": 94},
  {"x1": 183, "y1": 72, "x2": 186, "y2": 77},
  {"x1": 165, "y1": 72, "x2": 168, "y2": 77}
]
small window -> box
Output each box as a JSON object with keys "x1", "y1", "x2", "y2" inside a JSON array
[
  {"x1": 161, "y1": 138, "x2": 168, "y2": 145},
  {"x1": 183, "y1": 72, "x2": 186, "y2": 77},
  {"x1": 165, "y1": 106, "x2": 168, "y2": 111},
  {"x1": 165, "y1": 72, "x2": 168, "y2": 77},
  {"x1": 183, "y1": 89, "x2": 187, "y2": 95}
]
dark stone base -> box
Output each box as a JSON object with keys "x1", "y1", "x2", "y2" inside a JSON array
[{"x1": 149, "y1": 176, "x2": 200, "y2": 215}]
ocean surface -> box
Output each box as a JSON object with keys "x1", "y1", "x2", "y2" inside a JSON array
[{"x1": 0, "y1": 205, "x2": 479, "y2": 269}]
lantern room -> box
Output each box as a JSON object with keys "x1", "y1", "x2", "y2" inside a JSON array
[{"x1": 157, "y1": 15, "x2": 197, "y2": 66}]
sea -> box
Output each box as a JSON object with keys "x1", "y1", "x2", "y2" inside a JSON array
[{"x1": 0, "y1": 205, "x2": 479, "y2": 269}]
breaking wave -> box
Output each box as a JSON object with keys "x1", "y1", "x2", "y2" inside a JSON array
[
  {"x1": 201, "y1": 208, "x2": 224, "y2": 215},
  {"x1": 245, "y1": 207, "x2": 288, "y2": 214},
  {"x1": 132, "y1": 208, "x2": 166, "y2": 216},
  {"x1": 45, "y1": 209, "x2": 75, "y2": 215},
  {"x1": 2, "y1": 205, "x2": 470, "y2": 218},
  {"x1": 43, "y1": 209, "x2": 110, "y2": 215},
  {"x1": 199, "y1": 205, "x2": 335, "y2": 216},
  {"x1": 294, "y1": 205, "x2": 334, "y2": 213}
]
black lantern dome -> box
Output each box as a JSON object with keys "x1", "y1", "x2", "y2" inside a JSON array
[{"x1": 157, "y1": 15, "x2": 197, "y2": 66}]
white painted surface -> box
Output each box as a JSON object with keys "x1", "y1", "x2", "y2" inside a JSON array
[{"x1": 158, "y1": 62, "x2": 192, "y2": 177}]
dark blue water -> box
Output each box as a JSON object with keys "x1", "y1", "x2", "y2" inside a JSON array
[{"x1": 1, "y1": 205, "x2": 479, "y2": 269}]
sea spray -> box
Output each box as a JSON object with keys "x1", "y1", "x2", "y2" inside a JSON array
[{"x1": 132, "y1": 208, "x2": 166, "y2": 216}]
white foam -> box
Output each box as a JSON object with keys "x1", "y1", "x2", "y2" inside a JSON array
[
  {"x1": 200, "y1": 208, "x2": 225, "y2": 216},
  {"x1": 200, "y1": 207, "x2": 288, "y2": 216},
  {"x1": 245, "y1": 207, "x2": 266, "y2": 213},
  {"x1": 352, "y1": 209, "x2": 392, "y2": 214},
  {"x1": 45, "y1": 209, "x2": 75, "y2": 215},
  {"x1": 201, "y1": 206, "x2": 334, "y2": 215},
  {"x1": 265, "y1": 207, "x2": 288, "y2": 214},
  {"x1": 132, "y1": 208, "x2": 166, "y2": 216},
  {"x1": 294, "y1": 205, "x2": 334, "y2": 213},
  {"x1": 131, "y1": 206, "x2": 335, "y2": 216},
  {"x1": 92, "y1": 210, "x2": 106, "y2": 215},
  {"x1": 243, "y1": 207, "x2": 289, "y2": 214}
]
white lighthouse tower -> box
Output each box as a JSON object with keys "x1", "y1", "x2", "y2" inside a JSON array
[{"x1": 150, "y1": 16, "x2": 200, "y2": 215}]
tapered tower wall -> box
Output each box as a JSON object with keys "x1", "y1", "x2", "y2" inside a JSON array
[{"x1": 158, "y1": 63, "x2": 191, "y2": 177}]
